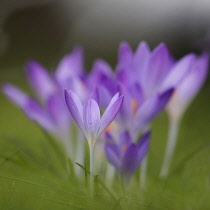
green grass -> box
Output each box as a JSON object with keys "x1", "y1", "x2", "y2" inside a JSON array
[{"x1": 0, "y1": 80, "x2": 210, "y2": 209}]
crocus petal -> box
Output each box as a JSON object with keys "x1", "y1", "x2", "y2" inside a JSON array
[
  {"x1": 3, "y1": 84, "x2": 55, "y2": 131},
  {"x1": 167, "y1": 54, "x2": 209, "y2": 119},
  {"x1": 47, "y1": 93, "x2": 70, "y2": 128},
  {"x1": 144, "y1": 43, "x2": 172, "y2": 95},
  {"x1": 136, "y1": 131, "x2": 150, "y2": 161},
  {"x1": 55, "y1": 47, "x2": 84, "y2": 88},
  {"x1": 134, "y1": 41, "x2": 150, "y2": 69},
  {"x1": 178, "y1": 54, "x2": 209, "y2": 107},
  {"x1": 121, "y1": 143, "x2": 139, "y2": 175},
  {"x1": 25, "y1": 60, "x2": 56, "y2": 100},
  {"x1": 99, "y1": 93, "x2": 124, "y2": 134},
  {"x1": 118, "y1": 41, "x2": 133, "y2": 67},
  {"x1": 160, "y1": 54, "x2": 195, "y2": 91},
  {"x1": 117, "y1": 84, "x2": 133, "y2": 121},
  {"x1": 24, "y1": 99, "x2": 55, "y2": 132},
  {"x1": 134, "y1": 88, "x2": 173, "y2": 135},
  {"x1": 83, "y1": 99, "x2": 101, "y2": 141},
  {"x1": 64, "y1": 90, "x2": 84, "y2": 130},
  {"x1": 104, "y1": 143, "x2": 121, "y2": 171},
  {"x1": 3, "y1": 84, "x2": 28, "y2": 107},
  {"x1": 121, "y1": 132, "x2": 150, "y2": 175},
  {"x1": 119, "y1": 131, "x2": 132, "y2": 148}
]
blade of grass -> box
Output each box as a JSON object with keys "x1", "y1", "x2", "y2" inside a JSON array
[{"x1": 75, "y1": 161, "x2": 119, "y2": 201}]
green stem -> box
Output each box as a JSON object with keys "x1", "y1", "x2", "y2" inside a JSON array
[
  {"x1": 160, "y1": 118, "x2": 180, "y2": 177},
  {"x1": 140, "y1": 156, "x2": 148, "y2": 191},
  {"x1": 89, "y1": 142, "x2": 96, "y2": 197}
]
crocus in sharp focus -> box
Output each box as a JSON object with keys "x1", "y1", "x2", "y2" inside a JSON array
[
  {"x1": 65, "y1": 90, "x2": 123, "y2": 195},
  {"x1": 105, "y1": 130, "x2": 150, "y2": 181},
  {"x1": 160, "y1": 53, "x2": 209, "y2": 177}
]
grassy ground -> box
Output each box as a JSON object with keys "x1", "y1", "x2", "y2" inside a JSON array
[{"x1": 0, "y1": 73, "x2": 210, "y2": 209}]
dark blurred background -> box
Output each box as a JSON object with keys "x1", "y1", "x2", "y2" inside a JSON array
[{"x1": 0, "y1": 0, "x2": 210, "y2": 76}]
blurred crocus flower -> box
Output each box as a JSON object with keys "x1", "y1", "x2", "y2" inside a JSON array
[
  {"x1": 166, "y1": 54, "x2": 209, "y2": 121},
  {"x1": 160, "y1": 53, "x2": 209, "y2": 177},
  {"x1": 105, "y1": 130, "x2": 150, "y2": 180},
  {"x1": 115, "y1": 42, "x2": 175, "y2": 138},
  {"x1": 3, "y1": 47, "x2": 85, "y2": 157}
]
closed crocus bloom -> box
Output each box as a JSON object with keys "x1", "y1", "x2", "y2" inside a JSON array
[
  {"x1": 105, "y1": 131, "x2": 150, "y2": 181},
  {"x1": 166, "y1": 54, "x2": 209, "y2": 121},
  {"x1": 160, "y1": 53, "x2": 209, "y2": 177},
  {"x1": 65, "y1": 90, "x2": 123, "y2": 195}
]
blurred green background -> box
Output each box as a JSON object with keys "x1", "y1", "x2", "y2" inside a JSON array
[{"x1": 0, "y1": 0, "x2": 210, "y2": 209}]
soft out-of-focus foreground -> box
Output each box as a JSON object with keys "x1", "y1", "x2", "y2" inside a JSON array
[{"x1": 0, "y1": 1, "x2": 210, "y2": 209}]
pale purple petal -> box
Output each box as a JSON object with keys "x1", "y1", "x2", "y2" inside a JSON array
[
  {"x1": 144, "y1": 43, "x2": 172, "y2": 95},
  {"x1": 134, "y1": 89, "x2": 173, "y2": 134},
  {"x1": 99, "y1": 93, "x2": 124, "y2": 134},
  {"x1": 134, "y1": 41, "x2": 150, "y2": 83},
  {"x1": 3, "y1": 84, "x2": 28, "y2": 107},
  {"x1": 3, "y1": 84, "x2": 55, "y2": 131},
  {"x1": 178, "y1": 54, "x2": 208, "y2": 106},
  {"x1": 25, "y1": 60, "x2": 56, "y2": 100},
  {"x1": 118, "y1": 41, "x2": 133, "y2": 67},
  {"x1": 24, "y1": 99, "x2": 55, "y2": 132},
  {"x1": 64, "y1": 90, "x2": 84, "y2": 130},
  {"x1": 168, "y1": 54, "x2": 209, "y2": 117},
  {"x1": 83, "y1": 99, "x2": 101, "y2": 141},
  {"x1": 47, "y1": 93, "x2": 70, "y2": 128},
  {"x1": 160, "y1": 54, "x2": 195, "y2": 91},
  {"x1": 55, "y1": 47, "x2": 84, "y2": 88}
]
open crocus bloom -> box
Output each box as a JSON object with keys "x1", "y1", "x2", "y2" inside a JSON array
[
  {"x1": 105, "y1": 130, "x2": 150, "y2": 179},
  {"x1": 65, "y1": 90, "x2": 124, "y2": 145}
]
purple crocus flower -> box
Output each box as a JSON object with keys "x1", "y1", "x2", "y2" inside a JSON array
[
  {"x1": 105, "y1": 130, "x2": 150, "y2": 179},
  {"x1": 2, "y1": 47, "x2": 86, "y2": 158},
  {"x1": 166, "y1": 53, "x2": 209, "y2": 120},
  {"x1": 160, "y1": 53, "x2": 209, "y2": 177},
  {"x1": 64, "y1": 90, "x2": 124, "y2": 144},
  {"x1": 65, "y1": 89, "x2": 123, "y2": 195}
]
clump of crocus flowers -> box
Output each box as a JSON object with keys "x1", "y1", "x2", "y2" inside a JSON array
[{"x1": 3, "y1": 41, "x2": 209, "y2": 195}]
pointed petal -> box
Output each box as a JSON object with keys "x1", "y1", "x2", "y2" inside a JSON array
[
  {"x1": 121, "y1": 132, "x2": 150, "y2": 175},
  {"x1": 178, "y1": 54, "x2": 209, "y2": 106},
  {"x1": 104, "y1": 143, "x2": 121, "y2": 171},
  {"x1": 55, "y1": 47, "x2": 84, "y2": 88},
  {"x1": 24, "y1": 99, "x2": 55, "y2": 132},
  {"x1": 83, "y1": 99, "x2": 101, "y2": 141},
  {"x1": 134, "y1": 89, "x2": 173, "y2": 134},
  {"x1": 3, "y1": 84, "x2": 54, "y2": 131},
  {"x1": 25, "y1": 60, "x2": 55, "y2": 100},
  {"x1": 119, "y1": 131, "x2": 132, "y2": 148},
  {"x1": 118, "y1": 41, "x2": 133, "y2": 67},
  {"x1": 64, "y1": 90, "x2": 84, "y2": 130},
  {"x1": 47, "y1": 92, "x2": 70, "y2": 128},
  {"x1": 3, "y1": 84, "x2": 28, "y2": 107},
  {"x1": 99, "y1": 93, "x2": 124, "y2": 134},
  {"x1": 160, "y1": 54, "x2": 195, "y2": 91},
  {"x1": 136, "y1": 131, "x2": 150, "y2": 160},
  {"x1": 145, "y1": 43, "x2": 172, "y2": 95},
  {"x1": 121, "y1": 143, "x2": 139, "y2": 175},
  {"x1": 134, "y1": 41, "x2": 150, "y2": 80}
]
